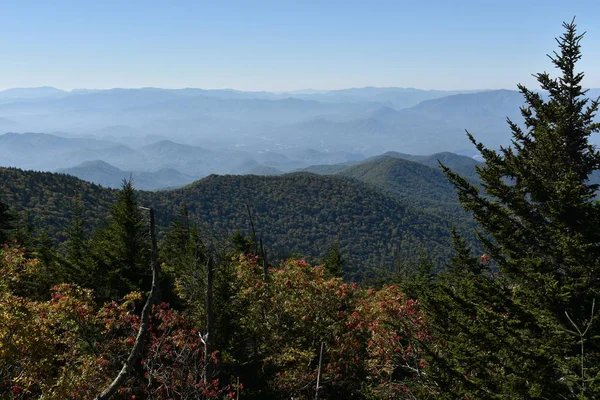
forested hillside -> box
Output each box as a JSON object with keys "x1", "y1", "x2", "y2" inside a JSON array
[
  {"x1": 370, "y1": 151, "x2": 482, "y2": 181},
  {"x1": 146, "y1": 172, "x2": 461, "y2": 275},
  {"x1": 339, "y1": 156, "x2": 465, "y2": 208},
  {"x1": 0, "y1": 167, "x2": 462, "y2": 278},
  {"x1": 0, "y1": 167, "x2": 116, "y2": 241}
]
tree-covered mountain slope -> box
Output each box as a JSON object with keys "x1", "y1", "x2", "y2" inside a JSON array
[
  {"x1": 144, "y1": 173, "x2": 458, "y2": 277},
  {"x1": 0, "y1": 167, "x2": 117, "y2": 242},
  {"x1": 0, "y1": 167, "x2": 466, "y2": 278},
  {"x1": 298, "y1": 151, "x2": 479, "y2": 216},
  {"x1": 299, "y1": 151, "x2": 480, "y2": 182},
  {"x1": 370, "y1": 151, "x2": 481, "y2": 181},
  {"x1": 339, "y1": 156, "x2": 461, "y2": 207},
  {"x1": 336, "y1": 156, "x2": 478, "y2": 237}
]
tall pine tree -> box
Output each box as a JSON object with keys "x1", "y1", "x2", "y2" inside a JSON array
[
  {"x1": 61, "y1": 196, "x2": 90, "y2": 286},
  {"x1": 89, "y1": 179, "x2": 150, "y2": 301},
  {"x1": 424, "y1": 19, "x2": 600, "y2": 399},
  {"x1": 322, "y1": 240, "x2": 344, "y2": 278},
  {"x1": 0, "y1": 196, "x2": 15, "y2": 245}
]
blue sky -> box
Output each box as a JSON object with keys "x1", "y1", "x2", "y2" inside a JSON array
[{"x1": 1, "y1": 0, "x2": 599, "y2": 91}]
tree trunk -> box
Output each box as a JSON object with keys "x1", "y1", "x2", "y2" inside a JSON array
[{"x1": 95, "y1": 207, "x2": 160, "y2": 400}]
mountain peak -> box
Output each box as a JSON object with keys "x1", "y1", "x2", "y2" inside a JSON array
[{"x1": 0, "y1": 87, "x2": 67, "y2": 99}]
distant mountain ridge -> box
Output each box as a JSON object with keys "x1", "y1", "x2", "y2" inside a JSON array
[
  {"x1": 57, "y1": 160, "x2": 198, "y2": 191},
  {"x1": 0, "y1": 132, "x2": 369, "y2": 182},
  {"x1": 0, "y1": 86, "x2": 68, "y2": 100},
  {"x1": 1, "y1": 86, "x2": 598, "y2": 174}
]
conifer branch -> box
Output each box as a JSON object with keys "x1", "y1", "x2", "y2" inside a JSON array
[{"x1": 95, "y1": 207, "x2": 160, "y2": 400}]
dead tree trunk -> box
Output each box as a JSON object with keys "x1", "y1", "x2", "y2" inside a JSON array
[
  {"x1": 203, "y1": 255, "x2": 215, "y2": 386},
  {"x1": 314, "y1": 341, "x2": 325, "y2": 400},
  {"x1": 260, "y1": 237, "x2": 268, "y2": 280},
  {"x1": 246, "y1": 203, "x2": 258, "y2": 254},
  {"x1": 95, "y1": 207, "x2": 160, "y2": 400}
]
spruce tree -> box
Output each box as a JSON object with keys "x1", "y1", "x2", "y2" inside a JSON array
[
  {"x1": 90, "y1": 179, "x2": 150, "y2": 301},
  {"x1": 62, "y1": 197, "x2": 89, "y2": 285},
  {"x1": 322, "y1": 240, "x2": 344, "y2": 278},
  {"x1": 160, "y1": 203, "x2": 206, "y2": 311},
  {"x1": 424, "y1": 20, "x2": 600, "y2": 399},
  {"x1": 0, "y1": 196, "x2": 15, "y2": 244}
]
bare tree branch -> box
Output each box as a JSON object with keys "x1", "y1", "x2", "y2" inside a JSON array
[{"x1": 95, "y1": 207, "x2": 160, "y2": 400}]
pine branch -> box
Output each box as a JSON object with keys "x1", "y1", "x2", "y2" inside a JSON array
[{"x1": 94, "y1": 207, "x2": 160, "y2": 400}]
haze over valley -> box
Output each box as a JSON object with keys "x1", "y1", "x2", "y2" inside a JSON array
[{"x1": 2, "y1": 85, "x2": 599, "y2": 189}]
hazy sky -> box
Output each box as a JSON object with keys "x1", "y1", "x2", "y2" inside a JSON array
[{"x1": 1, "y1": 0, "x2": 599, "y2": 91}]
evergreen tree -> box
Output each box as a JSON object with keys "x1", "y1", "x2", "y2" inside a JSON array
[
  {"x1": 64, "y1": 197, "x2": 86, "y2": 266},
  {"x1": 424, "y1": 20, "x2": 600, "y2": 399},
  {"x1": 160, "y1": 203, "x2": 206, "y2": 311},
  {"x1": 322, "y1": 240, "x2": 344, "y2": 278},
  {"x1": 160, "y1": 204, "x2": 244, "y2": 387},
  {"x1": 62, "y1": 197, "x2": 89, "y2": 285},
  {"x1": 0, "y1": 196, "x2": 15, "y2": 244},
  {"x1": 392, "y1": 248, "x2": 435, "y2": 301},
  {"x1": 89, "y1": 179, "x2": 150, "y2": 301}
]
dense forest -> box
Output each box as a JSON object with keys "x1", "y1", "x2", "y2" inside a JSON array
[
  {"x1": 0, "y1": 164, "x2": 477, "y2": 279},
  {"x1": 1, "y1": 20, "x2": 600, "y2": 399}
]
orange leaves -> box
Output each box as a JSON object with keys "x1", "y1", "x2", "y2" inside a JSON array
[
  {"x1": 233, "y1": 255, "x2": 429, "y2": 398},
  {"x1": 0, "y1": 245, "x2": 226, "y2": 399}
]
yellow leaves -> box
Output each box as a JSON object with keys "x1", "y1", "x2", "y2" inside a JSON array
[
  {"x1": 0, "y1": 245, "x2": 41, "y2": 292},
  {"x1": 0, "y1": 247, "x2": 135, "y2": 398},
  {"x1": 122, "y1": 291, "x2": 142, "y2": 303},
  {"x1": 0, "y1": 244, "x2": 220, "y2": 398},
  {"x1": 271, "y1": 347, "x2": 314, "y2": 366},
  {"x1": 0, "y1": 281, "x2": 145, "y2": 398},
  {"x1": 0, "y1": 291, "x2": 56, "y2": 397},
  {"x1": 232, "y1": 256, "x2": 428, "y2": 397}
]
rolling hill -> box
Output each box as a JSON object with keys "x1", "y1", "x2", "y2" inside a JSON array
[
  {"x1": 2, "y1": 87, "x2": 597, "y2": 159},
  {"x1": 367, "y1": 151, "x2": 482, "y2": 181},
  {"x1": 0, "y1": 132, "x2": 369, "y2": 180},
  {"x1": 339, "y1": 156, "x2": 461, "y2": 206},
  {"x1": 57, "y1": 160, "x2": 198, "y2": 190},
  {"x1": 335, "y1": 156, "x2": 478, "y2": 241},
  {"x1": 0, "y1": 167, "x2": 469, "y2": 278}
]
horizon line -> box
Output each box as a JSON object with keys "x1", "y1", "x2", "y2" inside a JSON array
[{"x1": 0, "y1": 85, "x2": 519, "y2": 94}]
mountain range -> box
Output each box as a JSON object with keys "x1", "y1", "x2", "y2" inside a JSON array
[
  {"x1": 0, "y1": 161, "x2": 480, "y2": 278},
  {"x1": 57, "y1": 160, "x2": 197, "y2": 191},
  {"x1": 2, "y1": 86, "x2": 592, "y2": 154},
  {"x1": 1, "y1": 85, "x2": 598, "y2": 191}
]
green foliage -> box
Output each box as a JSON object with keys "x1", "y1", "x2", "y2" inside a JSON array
[
  {"x1": 61, "y1": 197, "x2": 90, "y2": 286},
  {"x1": 146, "y1": 173, "x2": 457, "y2": 278},
  {"x1": 0, "y1": 195, "x2": 16, "y2": 244},
  {"x1": 0, "y1": 248, "x2": 230, "y2": 399},
  {"x1": 4, "y1": 21, "x2": 600, "y2": 399},
  {"x1": 390, "y1": 248, "x2": 435, "y2": 301},
  {"x1": 0, "y1": 167, "x2": 115, "y2": 243},
  {"x1": 160, "y1": 203, "x2": 207, "y2": 315},
  {"x1": 424, "y1": 20, "x2": 600, "y2": 399},
  {"x1": 231, "y1": 256, "x2": 429, "y2": 399},
  {"x1": 88, "y1": 179, "x2": 151, "y2": 302},
  {"x1": 337, "y1": 156, "x2": 480, "y2": 250},
  {"x1": 0, "y1": 168, "x2": 459, "y2": 278},
  {"x1": 321, "y1": 240, "x2": 344, "y2": 278},
  {"x1": 340, "y1": 156, "x2": 465, "y2": 210}
]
